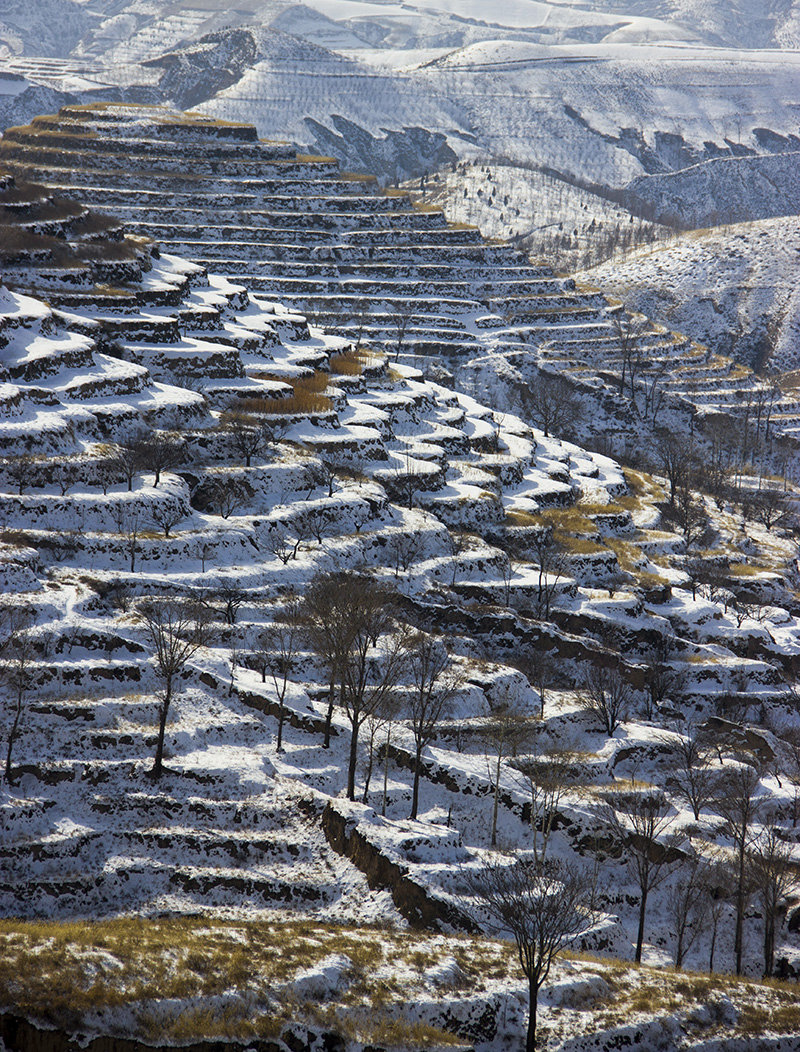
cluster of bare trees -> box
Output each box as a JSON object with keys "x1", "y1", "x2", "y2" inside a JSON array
[
  {"x1": 653, "y1": 426, "x2": 795, "y2": 560},
  {"x1": 603, "y1": 753, "x2": 797, "y2": 980},
  {"x1": 516, "y1": 370, "x2": 580, "y2": 440},
  {"x1": 109, "y1": 431, "x2": 185, "y2": 491},
  {"x1": 297, "y1": 570, "x2": 464, "y2": 804}
]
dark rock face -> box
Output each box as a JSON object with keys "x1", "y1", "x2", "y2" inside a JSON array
[
  {"x1": 302, "y1": 115, "x2": 457, "y2": 184},
  {"x1": 0, "y1": 1015, "x2": 283, "y2": 1052},
  {"x1": 0, "y1": 1013, "x2": 352, "y2": 1052},
  {"x1": 143, "y1": 30, "x2": 258, "y2": 111}
]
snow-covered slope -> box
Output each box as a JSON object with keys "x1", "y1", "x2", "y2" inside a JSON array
[
  {"x1": 6, "y1": 102, "x2": 797, "y2": 464},
  {"x1": 2, "y1": 1, "x2": 800, "y2": 234},
  {"x1": 579, "y1": 217, "x2": 800, "y2": 374},
  {"x1": 58, "y1": 0, "x2": 800, "y2": 58},
  {"x1": 3, "y1": 102, "x2": 800, "y2": 1048}
]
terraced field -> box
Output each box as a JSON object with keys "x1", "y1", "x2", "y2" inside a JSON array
[
  {"x1": 2, "y1": 105, "x2": 798, "y2": 461},
  {"x1": 2, "y1": 104, "x2": 800, "y2": 1048}
]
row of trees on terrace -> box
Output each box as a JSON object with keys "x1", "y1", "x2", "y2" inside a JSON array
[{"x1": 2, "y1": 564, "x2": 799, "y2": 1051}]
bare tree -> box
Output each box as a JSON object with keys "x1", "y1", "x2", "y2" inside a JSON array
[
  {"x1": 578, "y1": 662, "x2": 631, "y2": 736},
  {"x1": 661, "y1": 721, "x2": 714, "y2": 821},
  {"x1": 702, "y1": 858, "x2": 735, "y2": 974},
  {"x1": 445, "y1": 530, "x2": 469, "y2": 587},
  {"x1": 209, "y1": 477, "x2": 248, "y2": 519},
  {"x1": 151, "y1": 503, "x2": 183, "y2": 539},
  {"x1": 343, "y1": 627, "x2": 408, "y2": 801},
  {"x1": 386, "y1": 531, "x2": 423, "y2": 577},
  {"x1": 513, "y1": 645, "x2": 557, "y2": 720},
  {"x1": 110, "y1": 434, "x2": 148, "y2": 492},
  {"x1": 611, "y1": 313, "x2": 647, "y2": 397},
  {"x1": 514, "y1": 747, "x2": 575, "y2": 863},
  {"x1": 394, "y1": 449, "x2": 428, "y2": 510},
  {"x1": 114, "y1": 507, "x2": 141, "y2": 573},
  {"x1": 301, "y1": 571, "x2": 406, "y2": 797},
  {"x1": 715, "y1": 763, "x2": 762, "y2": 975},
  {"x1": 529, "y1": 528, "x2": 566, "y2": 621},
  {"x1": 138, "y1": 599, "x2": 211, "y2": 777},
  {"x1": 607, "y1": 790, "x2": 681, "y2": 963},
  {"x1": 406, "y1": 632, "x2": 461, "y2": 819},
  {"x1": 469, "y1": 856, "x2": 598, "y2": 1052},
  {"x1": 5, "y1": 456, "x2": 34, "y2": 495},
  {"x1": 267, "y1": 524, "x2": 304, "y2": 565},
  {"x1": 391, "y1": 302, "x2": 415, "y2": 362},
  {"x1": 657, "y1": 433, "x2": 694, "y2": 507},
  {"x1": 702, "y1": 415, "x2": 738, "y2": 497},
  {"x1": 751, "y1": 486, "x2": 790, "y2": 531},
  {"x1": 300, "y1": 572, "x2": 356, "y2": 748},
  {"x1": 259, "y1": 600, "x2": 302, "y2": 752},
  {"x1": 318, "y1": 457, "x2": 348, "y2": 498},
  {"x1": 641, "y1": 633, "x2": 682, "y2": 720},
  {"x1": 53, "y1": 460, "x2": 73, "y2": 496},
  {"x1": 640, "y1": 360, "x2": 668, "y2": 425},
  {"x1": 140, "y1": 432, "x2": 184, "y2": 486},
  {"x1": 482, "y1": 694, "x2": 531, "y2": 847},
  {"x1": 349, "y1": 297, "x2": 371, "y2": 354},
  {"x1": 673, "y1": 481, "x2": 709, "y2": 547},
  {"x1": 671, "y1": 854, "x2": 709, "y2": 969},
  {"x1": 303, "y1": 507, "x2": 332, "y2": 546},
  {"x1": 222, "y1": 411, "x2": 271, "y2": 468},
  {"x1": 1, "y1": 608, "x2": 35, "y2": 786},
  {"x1": 361, "y1": 692, "x2": 401, "y2": 805},
  {"x1": 213, "y1": 579, "x2": 248, "y2": 625},
  {"x1": 751, "y1": 822, "x2": 795, "y2": 977},
  {"x1": 517, "y1": 372, "x2": 579, "y2": 439}
]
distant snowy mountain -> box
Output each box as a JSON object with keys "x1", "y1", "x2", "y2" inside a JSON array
[
  {"x1": 2, "y1": 0, "x2": 800, "y2": 344},
  {"x1": 57, "y1": 0, "x2": 800, "y2": 57}
]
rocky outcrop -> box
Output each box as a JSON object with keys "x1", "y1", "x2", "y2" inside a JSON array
[{"x1": 0, "y1": 1013, "x2": 348, "y2": 1052}]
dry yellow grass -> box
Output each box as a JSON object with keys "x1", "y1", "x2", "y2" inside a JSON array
[
  {"x1": 240, "y1": 372, "x2": 333, "y2": 415},
  {"x1": 0, "y1": 916, "x2": 514, "y2": 1043},
  {"x1": 329, "y1": 349, "x2": 366, "y2": 376},
  {"x1": 4, "y1": 917, "x2": 800, "y2": 1045}
]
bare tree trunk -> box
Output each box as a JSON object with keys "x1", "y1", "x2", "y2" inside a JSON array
[
  {"x1": 347, "y1": 720, "x2": 360, "y2": 801},
  {"x1": 362, "y1": 740, "x2": 375, "y2": 804},
  {"x1": 735, "y1": 841, "x2": 746, "y2": 975},
  {"x1": 152, "y1": 674, "x2": 172, "y2": 777},
  {"x1": 411, "y1": 743, "x2": 422, "y2": 820},
  {"x1": 527, "y1": 974, "x2": 538, "y2": 1052},
  {"x1": 491, "y1": 748, "x2": 502, "y2": 847},
  {"x1": 709, "y1": 915, "x2": 718, "y2": 973},
  {"x1": 276, "y1": 697, "x2": 286, "y2": 752},
  {"x1": 635, "y1": 886, "x2": 648, "y2": 963},
  {"x1": 675, "y1": 927, "x2": 685, "y2": 969},
  {"x1": 764, "y1": 915, "x2": 774, "y2": 977},
  {"x1": 4, "y1": 691, "x2": 22, "y2": 784},
  {"x1": 323, "y1": 677, "x2": 335, "y2": 748},
  {"x1": 382, "y1": 727, "x2": 391, "y2": 816}
]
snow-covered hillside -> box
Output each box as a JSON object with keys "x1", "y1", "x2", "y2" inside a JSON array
[
  {"x1": 5, "y1": 102, "x2": 800, "y2": 479},
  {"x1": 2, "y1": 0, "x2": 800, "y2": 236},
  {"x1": 579, "y1": 217, "x2": 800, "y2": 374},
  {"x1": 2, "y1": 100, "x2": 800, "y2": 1050},
  {"x1": 28, "y1": 0, "x2": 800, "y2": 61},
  {"x1": 405, "y1": 160, "x2": 672, "y2": 272}
]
